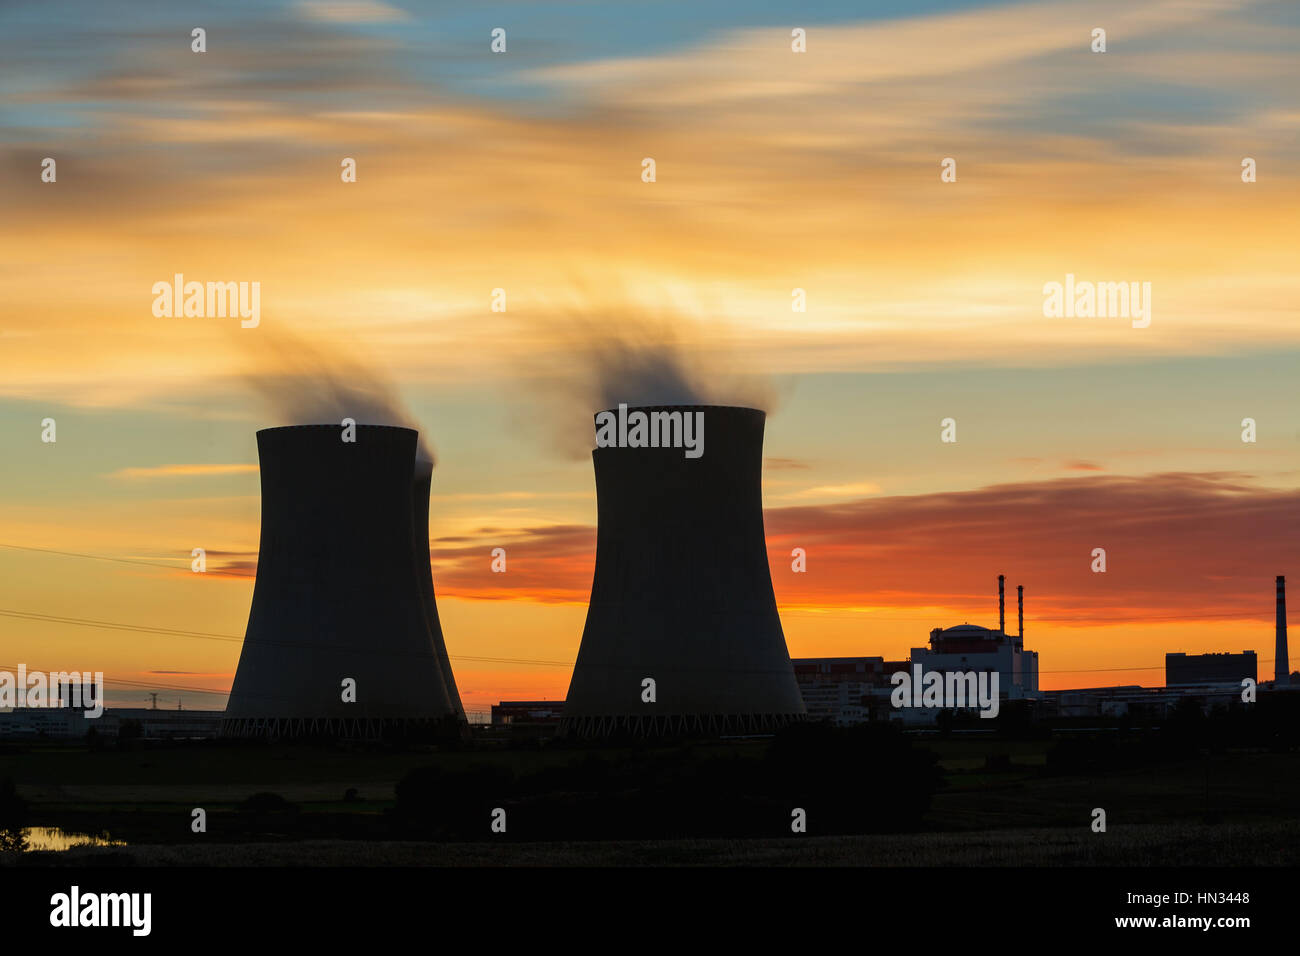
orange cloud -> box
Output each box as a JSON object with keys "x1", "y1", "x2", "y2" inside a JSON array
[
  {"x1": 108, "y1": 464, "x2": 259, "y2": 479},
  {"x1": 764, "y1": 471, "x2": 1295, "y2": 624},
  {"x1": 416, "y1": 472, "x2": 1296, "y2": 627},
  {"x1": 2, "y1": 0, "x2": 1297, "y2": 407}
]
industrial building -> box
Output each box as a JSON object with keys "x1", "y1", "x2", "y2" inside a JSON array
[
  {"x1": 0, "y1": 707, "x2": 97, "y2": 739},
  {"x1": 222, "y1": 424, "x2": 464, "y2": 739},
  {"x1": 0, "y1": 706, "x2": 222, "y2": 740},
  {"x1": 96, "y1": 708, "x2": 223, "y2": 739},
  {"x1": 793, "y1": 578, "x2": 1037, "y2": 725},
  {"x1": 909, "y1": 577, "x2": 1038, "y2": 697},
  {"x1": 792, "y1": 658, "x2": 890, "y2": 724},
  {"x1": 491, "y1": 700, "x2": 564, "y2": 725},
  {"x1": 874, "y1": 577, "x2": 1037, "y2": 724},
  {"x1": 560, "y1": 405, "x2": 806, "y2": 737},
  {"x1": 794, "y1": 574, "x2": 1292, "y2": 724},
  {"x1": 1166, "y1": 652, "x2": 1257, "y2": 687}
]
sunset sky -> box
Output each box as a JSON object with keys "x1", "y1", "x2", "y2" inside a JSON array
[{"x1": 1, "y1": 0, "x2": 1297, "y2": 716}]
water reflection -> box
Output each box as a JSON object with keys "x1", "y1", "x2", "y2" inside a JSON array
[{"x1": 0, "y1": 827, "x2": 127, "y2": 852}]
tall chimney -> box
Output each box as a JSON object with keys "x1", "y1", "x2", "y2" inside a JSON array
[
  {"x1": 1277, "y1": 575, "x2": 1289, "y2": 684},
  {"x1": 1017, "y1": 585, "x2": 1024, "y2": 642},
  {"x1": 998, "y1": 574, "x2": 1005, "y2": 634}
]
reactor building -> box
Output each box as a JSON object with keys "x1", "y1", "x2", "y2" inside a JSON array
[
  {"x1": 559, "y1": 405, "x2": 806, "y2": 737},
  {"x1": 222, "y1": 424, "x2": 464, "y2": 739},
  {"x1": 793, "y1": 575, "x2": 1040, "y2": 725}
]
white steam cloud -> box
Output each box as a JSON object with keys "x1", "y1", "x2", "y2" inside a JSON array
[{"x1": 244, "y1": 331, "x2": 435, "y2": 466}]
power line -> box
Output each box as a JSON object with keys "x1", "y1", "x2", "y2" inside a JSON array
[
  {"x1": 1, "y1": 543, "x2": 1285, "y2": 678},
  {"x1": 783, "y1": 608, "x2": 1277, "y2": 624},
  {"x1": 0, "y1": 542, "x2": 190, "y2": 572},
  {"x1": 0, "y1": 607, "x2": 572, "y2": 667},
  {"x1": 0, "y1": 662, "x2": 234, "y2": 701},
  {"x1": 1, "y1": 605, "x2": 1279, "y2": 678},
  {"x1": 0, "y1": 608, "x2": 240, "y2": 641},
  {"x1": 1, "y1": 541, "x2": 1282, "y2": 627}
]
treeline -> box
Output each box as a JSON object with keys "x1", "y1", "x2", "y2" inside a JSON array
[
  {"x1": 389, "y1": 723, "x2": 941, "y2": 840},
  {"x1": 1046, "y1": 693, "x2": 1300, "y2": 774}
]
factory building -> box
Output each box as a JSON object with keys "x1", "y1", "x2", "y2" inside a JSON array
[
  {"x1": 795, "y1": 574, "x2": 1291, "y2": 723},
  {"x1": 794, "y1": 577, "x2": 1038, "y2": 725},
  {"x1": 909, "y1": 576, "x2": 1038, "y2": 697},
  {"x1": 98, "y1": 709, "x2": 223, "y2": 739},
  {"x1": 0, "y1": 708, "x2": 97, "y2": 739},
  {"x1": 1038, "y1": 682, "x2": 1256, "y2": 720},
  {"x1": 791, "y1": 658, "x2": 889, "y2": 725},
  {"x1": 0, "y1": 707, "x2": 222, "y2": 740},
  {"x1": 885, "y1": 576, "x2": 1038, "y2": 724},
  {"x1": 1166, "y1": 652, "x2": 1257, "y2": 687},
  {"x1": 491, "y1": 700, "x2": 564, "y2": 725}
]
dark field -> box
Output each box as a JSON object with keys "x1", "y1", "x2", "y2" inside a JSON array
[
  {"x1": 3, "y1": 727, "x2": 1298, "y2": 865},
  {"x1": 14, "y1": 820, "x2": 1300, "y2": 867}
]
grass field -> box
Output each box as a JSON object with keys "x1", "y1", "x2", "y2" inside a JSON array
[
  {"x1": 3, "y1": 736, "x2": 1297, "y2": 865},
  {"x1": 10, "y1": 820, "x2": 1298, "y2": 867}
]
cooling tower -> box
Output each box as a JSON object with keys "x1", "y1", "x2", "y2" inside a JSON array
[
  {"x1": 222, "y1": 425, "x2": 462, "y2": 739},
  {"x1": 560, "y1": 405, "x2": 806, "y2": 737},
  {"x1": 414, "y1": 459, "x2": 465, "y2": 721}
]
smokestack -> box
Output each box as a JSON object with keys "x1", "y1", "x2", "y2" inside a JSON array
[
  {"x1": 998, "y1": 574, "x2": 1005, "y2": 634},
  {"x1": 560, "y1": 405, "x2": 805, "y2": 737},
  {"x1": 1017, "y1": 585, "x2": 1024, "y2": 642},
  {"x1": 223, "y1": 425, "x2": 461, "y2": 739},
  {"x1": 1277, "y1": 575, "x2": 1289, "y2": 684}
]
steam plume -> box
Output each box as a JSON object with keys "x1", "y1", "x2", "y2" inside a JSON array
[
  {"x1": 515, "y1": 303, "x2": 779, "y2": 459},
  {"x1": 243, "y1": 330, "x2": 435, "y2": 466}
]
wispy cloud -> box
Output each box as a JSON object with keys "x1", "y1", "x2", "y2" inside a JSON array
[
  {"x1": 764, "y1": 471, "x2": 1297, "y2": 622},
  {"x1": 108, "y1": 464, "x2": 259, "y2": 480},
  {"x1": 295, "y1": 1, "x2": 409, "y2": 24},
  {"x1": 765, "y1": 457, "x2": 810, "y2": 471},
  {"x1": 418, "y1": 471, "x2": 1298, "y2": 624},
  {"x1": 1, "y1": 0, "x2": 1296, "y2": 406},
  {"x1": 432, "y1": 491, "x2": 590, "y2": 502},
  {"x1": 529, "y1": 0, "x2": 1269, "y2": 110},
  {"x1": 780, "y1": 482, "x2": 884, "y2": 501}
]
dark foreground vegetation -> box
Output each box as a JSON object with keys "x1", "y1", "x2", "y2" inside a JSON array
[
  {"x1": 16, "y1": 819, "x2": 1300, "y2": 867},
  {"x1": 390, "y1": 722, "x2": 941, "y2": 840},
  {"x1": 1, "y1": 699, "x2": 1298, "y2": 862}
]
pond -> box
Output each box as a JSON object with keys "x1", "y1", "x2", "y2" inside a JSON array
[{"x1": 0, "y1": 827, "x2": 127, "y2": 852}]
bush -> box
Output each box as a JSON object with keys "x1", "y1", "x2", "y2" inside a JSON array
[
  {"x1": 0, "y1": 778, "x2": 26, "y2": 828},
  {"x1": 237, "y1": 791, "x2": 301, "y2": 833},
  {"x1": 392, "y1": 765, "x2": 514, "y2": 837}
]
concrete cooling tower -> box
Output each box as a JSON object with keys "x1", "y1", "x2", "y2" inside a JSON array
[
  {"x1": 222, "y1": 424, "x2": 463, "y2": 739},
  {"x1": 414, "y1": 459, "x2": 465, "y2": 720},
  {"x1": 560, "y1": 405, "x2": 806, "y2": 737}
]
